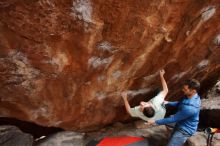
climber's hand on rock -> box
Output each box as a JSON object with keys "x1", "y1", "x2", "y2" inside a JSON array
[
  {"x1": 121, "y1": 91, "x2": 128, "y2": 100},
  {"x1": 159, "y1": 69, "x2": 165, "y2": 76}
]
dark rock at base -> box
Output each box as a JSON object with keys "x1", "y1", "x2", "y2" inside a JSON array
[
  {"x1": 0, "y1": 125, "x2": 33, "y2": 146},
  {"x1": 187, "y1": 132, "x2": 220, "y2": 146},
  {"x1": 35, "y1": 131, "x2": 85, "y2": 146}
]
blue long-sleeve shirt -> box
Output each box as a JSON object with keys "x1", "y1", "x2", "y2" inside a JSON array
[{"x1": 156, "y1": 93, "x2": 201, "y2": 135}]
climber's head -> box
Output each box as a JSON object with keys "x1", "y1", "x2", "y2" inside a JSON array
[{"x1": 140, "y1": 102, "x2": 155, "y2": 118}]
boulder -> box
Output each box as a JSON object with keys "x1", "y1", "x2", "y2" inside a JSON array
[{"x1": 0, "y1": 0, "x2": 220, "y2": 131}]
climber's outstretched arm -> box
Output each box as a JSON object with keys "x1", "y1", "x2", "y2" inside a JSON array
[
  {"x1": 159, "y1": 69, "x2": 168, "y2": 97},
  {"x1": 121, "y1": 92, "x2": 132, "y2": 116}
]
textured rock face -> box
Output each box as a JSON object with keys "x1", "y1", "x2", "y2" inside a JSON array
[{"x1": 0, "y1": 0, "x2": 220, "y2": 131}]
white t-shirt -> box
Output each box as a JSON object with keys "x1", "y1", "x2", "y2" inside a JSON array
[{"x1": 128, "y1": 92, "x2": 166, "y2": 121}]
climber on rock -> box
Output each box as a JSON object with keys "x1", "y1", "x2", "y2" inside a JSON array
[{"x1": 121, "y1": 69, "x2": 168, "y2": 122}]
